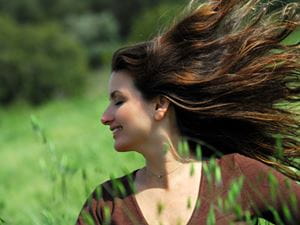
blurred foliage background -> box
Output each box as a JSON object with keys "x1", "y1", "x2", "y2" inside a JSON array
[
  {"x1": 0, "y1": 1, "x2": 184, "y2": 224},
  {"x1": 0, "y1": 0, "x2": 183, "y2": 105},
  {"x1": 0, "y1": 0, "x2": 297, "y2": 105},
  {"x1": 0, "y1": 0, "x2": 299, "y2": 224}
]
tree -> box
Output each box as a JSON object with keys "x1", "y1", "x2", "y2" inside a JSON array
[{"x1": 0, "y1": 16, "x2": 88, "y2": 105}]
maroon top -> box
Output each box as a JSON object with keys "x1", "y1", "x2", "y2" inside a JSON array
[{"x1": 76, "y1": 153, "x2": 300, "y2": 225}]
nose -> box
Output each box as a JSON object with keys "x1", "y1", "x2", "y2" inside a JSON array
[{"x1": 101, "y1": 109, "x2": 113, "y2": 125}]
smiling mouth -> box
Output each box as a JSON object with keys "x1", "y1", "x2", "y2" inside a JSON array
[{"x1": 112, "y1": 126, "x2": 123, "y2": 135}]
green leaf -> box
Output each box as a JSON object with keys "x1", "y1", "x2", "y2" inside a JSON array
[
  {"x1": 189, "y1": 163, "x2": 195, "y2": 177},
  {"x1": 195, "y1": 144, "x2": 202, "y2": 160},
  {"x1": 274, "y1": 134, "x2": 284, "y2": 159},
  {"x1": 207, "y1": 205, "x2": 215, "y2": 225},
  {"x1": 82, "y1": 211, "x2": 96, "y2": 225},
  {"x1": 156, "y1": 201, "x2": 165, "y2": 216},
  {"x1": 214, "y1": 165, "x2": 222, "y2": 185},
  {"x1": 103, "y1": 205, "x2": 111, "y2": 225},
  {"x1": 282, "y1": 204, "x2": 292, "y2": 223},
  {"x1": 186, "y1": 196, "x2": 192, "y2": 209}
]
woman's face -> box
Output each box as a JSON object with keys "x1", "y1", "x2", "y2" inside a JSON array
[{"x1": 101, "y1": 70, "x2": 156, "y2": 152}]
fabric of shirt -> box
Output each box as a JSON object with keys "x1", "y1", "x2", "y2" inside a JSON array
[{"x1": 75, "y1": 153, "x2": 300, "y2": 225}]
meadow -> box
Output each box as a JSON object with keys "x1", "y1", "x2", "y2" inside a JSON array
[
  {"x1": 0, "y1": 70, "x2": 145, "y2": 225},
  {"x1": 1, "y1": 27, "x2": 299, "y2": 224},
  {"x1": 0, "y1": 69, "x2": 289, "y2": 225}
]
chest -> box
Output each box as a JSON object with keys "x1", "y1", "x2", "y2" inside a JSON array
[{"x1": 134, "y1": 180, "x2": 201, "y2": 225}]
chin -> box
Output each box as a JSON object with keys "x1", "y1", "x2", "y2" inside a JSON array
[{"x1": 114, "y1": 141, "x2": 133, "y2": 152}]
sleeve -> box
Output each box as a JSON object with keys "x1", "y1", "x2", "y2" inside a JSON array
[
  {"x1": 76, "y1": 198, "x2": 102, "y2": 225},
  {"x1": 234, "y1": 153, "x2": 300, "y2": 225},
  {"x1": 75, "y1": 184, "x2": 113, "y2": 225}
]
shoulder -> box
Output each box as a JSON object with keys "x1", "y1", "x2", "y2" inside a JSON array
[
  {"x1": 219, "y1": 153, "x2": 274, "y2": 173},
  {"x1": 217, "y1": 153, "x2": 285, "y2": 186},
  {"x1": 218, "y1": 153, "x2": 298, "y2": 189},
  {"x1": 76, "y1": 169, "x2": 139, "y2": 224},
  {"x1": 216, "y1": 156, "x2": 300, "y2": 224},
  {"x1": 86, "y1": 169, "x2": 138, "y2": 206},
  {"x1": 215, "y1": 153, "x2": 262, "y2": 176},
  {"x1": 219, "y1": 152, "x2": 263, "y2": 164},
  {"x1": 99, "y1": 170, "x2": 138, "y2": 200},
  {"x1": 84, "y1": 168, "x2": 138, "y2": 204}
]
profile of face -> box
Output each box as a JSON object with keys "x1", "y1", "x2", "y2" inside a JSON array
[{"x1": 101, "y1": 70, "x2": 160, "y2": 152}]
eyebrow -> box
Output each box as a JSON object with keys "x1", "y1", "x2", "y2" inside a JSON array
[{"x1": 109, "y1": 90, "x2": 122, "y2": 100}]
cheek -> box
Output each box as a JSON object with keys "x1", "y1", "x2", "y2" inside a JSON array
[
  {"x1": 118, "y1": 102, "x2": 152, "y2": 125},
  {"x1": 114, "y1": 107, "x2": 153, "y2": 148},
  {"x1": 116, "y1": 103, "x2": 153, "y2": 138},
  {"x1": 132, "y1": 105, "x2": 153, "y2": 130}
]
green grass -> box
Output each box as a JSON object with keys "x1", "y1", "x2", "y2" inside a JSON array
[
  {"x1": 0, "y1": 71, "x2": 145, "y2": 225},
  {"x1": 0, "y1": 64, "x2": 298, "y2": 224},
  {"x1": 0, "y1": 92, "x2": 279, "y2": 225}
]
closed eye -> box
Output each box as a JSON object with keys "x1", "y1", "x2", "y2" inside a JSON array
[{"x1": 115, "y1": 101, "x2": 124, "y2": 106}]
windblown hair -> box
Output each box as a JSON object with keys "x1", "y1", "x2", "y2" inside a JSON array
[{"x1": 111, "y1": 0, "x2": 300, "y2": 180}]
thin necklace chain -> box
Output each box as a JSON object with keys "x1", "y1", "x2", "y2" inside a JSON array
[{"x1": 145, "y1": 164, "x2": 185, "y2": 179}]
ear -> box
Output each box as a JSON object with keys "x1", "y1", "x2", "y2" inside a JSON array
[{"x1": 154, "y1": 96, "x2": 170, "y2": 121}]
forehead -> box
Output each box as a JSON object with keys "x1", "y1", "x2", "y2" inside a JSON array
[
  {"x1": 109, "y1": 70, "x2": 134, "y2": 90},
  {"x1": 108, "y1": 70, "x2": 138, "y2": 98}
]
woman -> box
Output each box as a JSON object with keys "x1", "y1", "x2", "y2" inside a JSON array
[{"x1": 76, "y1": 0, "x2": 300, "y2": 224}]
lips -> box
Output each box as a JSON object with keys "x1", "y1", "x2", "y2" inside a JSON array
[{"x1": 110, "y1": 126, "x2": 123, "y2": 136}]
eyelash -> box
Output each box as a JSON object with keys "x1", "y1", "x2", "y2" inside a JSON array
[{"x1": 115, "y1": 101, "x2": 123, "y2": 106}]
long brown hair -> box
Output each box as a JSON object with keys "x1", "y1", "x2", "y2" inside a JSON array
[{"x1": 111, "y1": 0, "x2": 300, "y2": 180}]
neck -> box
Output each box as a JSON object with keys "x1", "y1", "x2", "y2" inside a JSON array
[
  {"x1": 136, "y1": 158, "x2": 201, "y2": 192},
  {"x1": 134, "y1": 121, "x2": 197, "y2": 189},
  {"x1": 141, "y1": 133, "x2": 185, "y2": 174},
  {"x1": 145, "y1": 151, "x2": 186, "y2": 177},
  {"x1": 136, "y1": 139, "x2": 198, "y2": 190}
]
